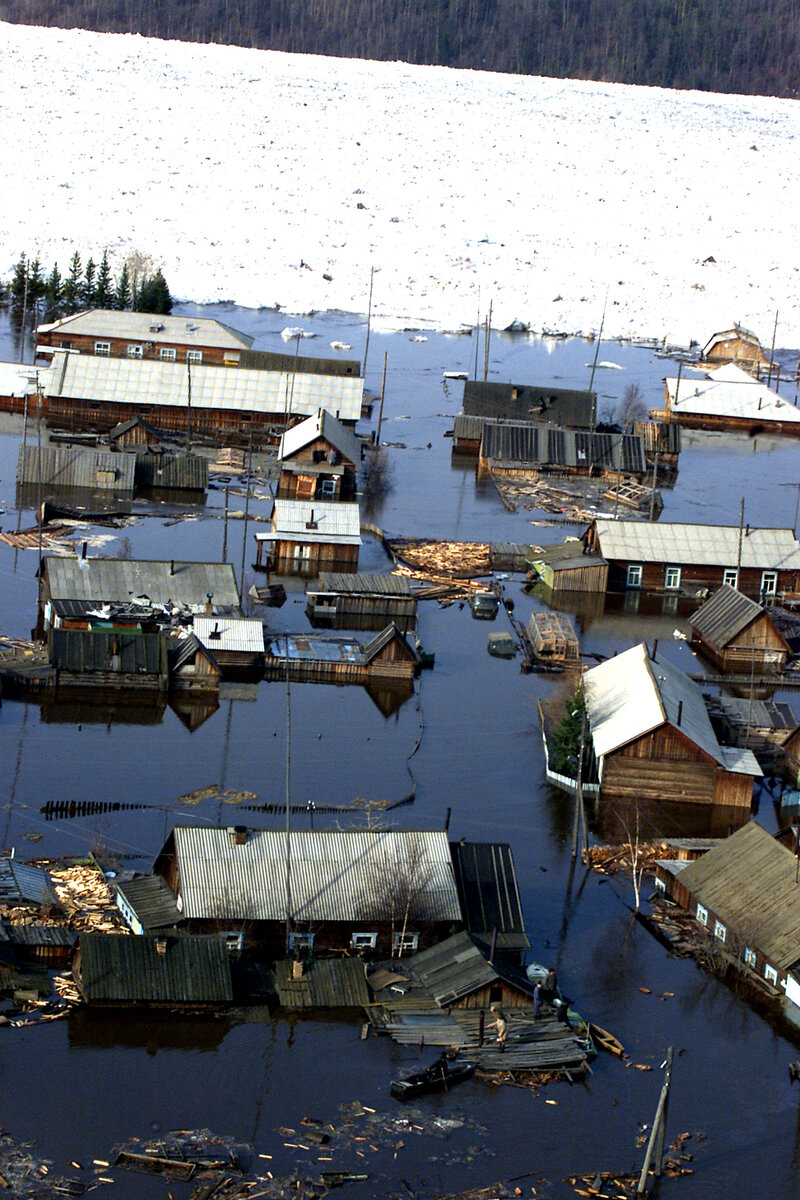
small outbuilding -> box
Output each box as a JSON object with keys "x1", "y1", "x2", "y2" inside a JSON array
[
  {"x1": 277, "y1": 410, "x2": 363, "y2": 499},
  {"x1": 527, "y1": 611, "x2": 581, "y2": 667},
  {"x1": 192, "y1": 616, "x2": 265, "y2": 678},
  {"x1": 700, "y1": 324, "x2": 770, "y2": 375},
  {"x1": 73, "y1": 932, "x2": 234, "y2": 1007},
  {"x1": 255, "y1": 499, "x2": 361, "y2": 575},
  {"x1": 690, "y1": 585, "x2": 790, "y2": 674},
  {"x1": 306, "y1": 572, "x2": 417, "y2": 633}
]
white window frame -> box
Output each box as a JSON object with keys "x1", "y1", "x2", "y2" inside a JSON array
[
  {"x1": 186, "y1": 349, "x2": 203, "y2": 365},
  {"x1": 288, "y1": 931, "x2": 314, "y2": 951},
  {"x1": 293, "y1": 544, "x2": 312, "y2": 567},
  {"x1": 664, "y1": 566, "x2": 682, "y2": 592},
  {"x1": 713, "y1": 920, "x2": 726, "y2": 943},
  {"x1": 696, "y1": 903, "x2": 708, "y2": 927},
  {"x1": 723, "y1": 568, "x2": 739, "y2": 588},
  {"x1": 223, "y1": 931, "x2": 244, "y2": 954},
  {"x1": 94, "y1": 341, "x2": 111, "y2": 356},
  {"x1": 393, "y1": 931, "x2": 419, "y2": 953},
  {"x1": 744, "y1": 947, "x2": 757, "y2": 969},
  {"x1": 351, "y1": 932, "x2": 378, "y2": 950},
  {"x1": 765, "y1": 963, "x2": 778, "y2": 986},
  {"x1": 761, "y1": 570, "x2": 778, "y2": 597},
  {"x1": 126, "y1": 344, "x2": 144, "y2": 359},
  {"x1": 626, "y1": 564, "x2": 643, "y2": 590}
]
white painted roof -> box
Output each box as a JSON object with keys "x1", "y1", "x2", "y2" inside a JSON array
[
  {"x1": 665, "y1": 363, "x2": 800, "y2": 423},
  {"x1": 262, "y1": 499, "x2": 362, "y2": 545},
  {"x1": 592, "y1": 520, "x2": 800, "y2": 570},
  {"x1": 37, "y1": 308, "x2": 253, "y2": 350},
  {"x1": 43, "y1": 350, "x2": 364, "y2": 423},
  {"x1": 279, "y1": 409, "x2": 362, "y2": 464},
  {"x1": 193, "y1": 615, "x2": 265, "y2": 654},
  {"x1": 0, "y1": 361, "x2": 38, "y2": 398}
]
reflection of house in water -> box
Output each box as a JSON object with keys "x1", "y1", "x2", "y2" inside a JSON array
[
  {"x1": 264, "y1": 624, "x2": 419, "y2": 685},
  {"x1": 583, "y1": 643, "x2": 761, "y2": 839},
  {"x1": 306, "y1": 572, "x2": 417, "y2": 633},
  {"x1": 39, "y1": 694, "x2": 168, "y2": 726},
  {"x1": 255, "y1": 499, "x2": 361, "y2": 576}
]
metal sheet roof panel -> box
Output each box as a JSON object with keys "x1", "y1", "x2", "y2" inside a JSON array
[
  {"x1": 592, "y1": 520, "x2": 800, "y2": 570},
  {"x1": 194, "y1": 616, "x2": 265, "y2": 654}
]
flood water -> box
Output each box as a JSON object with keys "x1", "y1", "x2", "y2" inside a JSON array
[{"x1": 2, "y1": 305, "x2": 800, "y2": 1199}]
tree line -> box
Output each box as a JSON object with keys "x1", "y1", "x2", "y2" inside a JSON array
[
  {"x1": 1, "y1": 0, "x2": 799, "y2": 96},
  {"x1": 6, "y1": 249, "x2": 173, "y2": 320}
]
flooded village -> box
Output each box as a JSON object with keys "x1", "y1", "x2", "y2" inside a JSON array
[{"x1": 2, "y1": 301, "x2": 800, "y2": 1200}]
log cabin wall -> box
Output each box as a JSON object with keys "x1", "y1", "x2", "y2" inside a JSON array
[{"x1": 38, "y1": 331, "x2": 235, "y2": 365}]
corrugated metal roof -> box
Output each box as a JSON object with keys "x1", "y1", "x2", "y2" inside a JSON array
[
  {"x1": 450, "y1": 842, "x2": 529, "y2": 950},
  {"x1": 481, "y1": 423, "x2": 646, "y2": 474},
  {"x1": 666, "y1": 364, "x2": 800, "y2": 423},
  {"x1": 5, "y1": 923, "x2": 76, "y2": 948},
  {"x1": 167, "y1": 827, "x2": 462, "y2": 923},
  {"x1": 37, "y1": 309, "x2": 253, "y2": 350},
  {"x1": 17, "y1": 445, "x2": 136, "y2": 492},
  {"x1": 719, "y1": 746, "x2": 762, "y2": 776},
  {"x1": 78, "y1": 932, "x2": 233, "y2": 1003},
  {"x1": 0, "y1": 361, "x2": 38, "y2": 398},
  {"x1": 689, "y1": 585, "x2": 768, "y2": 647},
  {"x1": 453, "y1": 413, "x2": 488, "y2": 440},
  {"x1": 134, "y1": 453, "x2": 208, "y2": 492},
  {"x1": 273, "y1": 957, "x2": 371, "y2": 1008},
  {"x1": 240, "y1": 347, "x2": 361, "y2": 377},
  {"x1": 715, "y1": 696, "x2": 797, "y2": 733},
  {"x1": 401, "y1": 930, "x2": 535, "y2": 1006},
  {"x1": 49, "y1": 629, "x2": 168, "y2": 675},
  {"x1": 267, "y1": 499, "x2": 361, "y2": 545},
  {"x1": 44, "y1": 350, "x2": 364, "y2": 423},
  {"x1": 44, "y1": 557, "x2": 242, "y2": 610},
  {"x1": 584, "y1": 642, "x2": 731, "y2": 766},
  {"x1": 311, "y1": 572, "x2": 413, "y2": 597},
  {"x1": 463, "y1": 381, "x2": 595, "y2": 428},
  {"x1": 592, "y1": 520, "x2": 800, "y2": 570},
  {"x1": 0, "y1": 860, "x2": 54, "y2": 907},
  {"x1": 193, "y1": 616, "x2": 265, "y2": 654},
  {"x1": 279, "y1": 410, "x2": 363, "y2": 465},
  {"x1": 675, "y1": 822, "x2": 800, "y2": 969},
  {"x1": 115, "y1": 876, "x2": 183, "y2": 932}
]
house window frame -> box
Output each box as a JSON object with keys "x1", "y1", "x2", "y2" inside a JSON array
[
  {"x1": 351, "y1": 932, "x2": 378, "y2": 950},
  {"x1": 288, "y1": 931, "x2": 314, "y2": 951},
  {"x1": 713, "y1": 920, "x2": 726, "y2": 943},
  {"x1": 393, "y1": 931, "x2": 419, "y2": 953},
  {"x1": 626, "y1": 563, "x2": 643, "y2": 590},
  {"x1": 696, "y1": 903, "x2": 708, "y2": 927},
  {"x1": 723, "y1": 568, "x2": 739, "y2": 588},
  {"x1": 94, "y1": 341, "x2": 111, "y2": 356},
  {"x1": 761, "y1": 570, "x2": 778, "y2": 597},
  {"x1": 743, "y1": 947, "x2": 757, "y2": 969},
  {"x1": 126, "y1": 344, "x2": 144, "y2": 359},
  {"x1": 159, "y1": 347, "x2": 177, "y2": 362},
  {"x1": 664, "y1": 565, "x2": 682, "y2": 592},
  {"x1": 765, "y1": 963, "x2": 778, "y2": 986},
  {"x1": 223, "y1": 931, "x2": 244, "y2": 954},
  {"x1": 186, "y1": 349, "x2": 204, "y2": 365}
]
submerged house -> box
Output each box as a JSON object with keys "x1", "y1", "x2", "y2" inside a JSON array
[
  {"x1": 48, "y1": 628, "x2": 170, "y2": 692},
  {"x1": 263, "y1": 623, "x2": 419, "y2": 684},
  {"x1": 153, "y1": 826, "x2": 463, "y2": 957},
  {"x1": 528, "y1": 541, "x2": 609, "y2": 595},
  {"x1": 462, "y1": 380, "x2": 596, "y2": 429},
  {"x1": 654, "y1": 363, "x2": 800, "y2": 437},
  {"x1": 656, "y1": 821, "x2": 800, "y2": 1014},
  {"x1": 478, "y1": 423, "x2": 647, "y2": 480},
  {"x1": 689, "y1": 585, "x2": 790, "y2": 675},
  {"x1": 255, "y1": 499, "x2": 361, "y2": 575},
  {"x1": 700, "y1": 325, "x2": 771, "y2": 375},
  {"x1": 73, "y1": 932, "x2": 234, "y2": 1007},
  {"x1": 583, "y1": 519, "x2": 800, "y2": 601},
  {"x1": 36, "y1": 309, "x2": 254, "y2": 366},
  {"x1": 192, "y1": 616, "x2": 265, "y2": 678},
  {"x1": 583, "y1": 642, "x2": 761, "y2": 813},
  {"x1": 384, "y1": 929, "x2": 536, "y2": 1010},
  {"x1": 276, "y1": 410, "x2": 363, "y2": 500},
  {"x1": 17, "y1": 445, "x2": 135, "y2": 497},
  {"x1": 305, "y1": 572, "x2": 418, "y2": 633}
]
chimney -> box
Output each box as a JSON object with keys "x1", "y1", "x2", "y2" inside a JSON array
[
  {"x1": 651, "y1": 639, "x2": 658, "y2": 661},
  {"x1": 210, "y1": 621, "x2": 221, "y2": 640},
  {"x1": 233, "y1": 825, "x2": 247, "y2": 846},
  {"x1": 170, "y1": 559, "x2": 175, "y2": 575},
  {"x1": 81, "y1": 541, "x2": 88, "y2": 560},
  {"x1": 676, "y1": 700, "x2": 683, "y2": 726}
]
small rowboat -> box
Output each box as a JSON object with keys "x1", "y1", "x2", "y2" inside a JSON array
[
  {"x1": 588, "y1": 1022, "x2": 625, "y2": 1057},
  {"x1": 390, "y1": 1055, "x2": 476, "y2": 1101}
]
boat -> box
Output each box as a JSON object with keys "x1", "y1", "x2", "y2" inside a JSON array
[
  {"x1": 390, "y1": 1054, "x2": 476, "y2": 1100},
  {"x1": 588, "y1": 1022, "x2": 625, "y2": 1057}
]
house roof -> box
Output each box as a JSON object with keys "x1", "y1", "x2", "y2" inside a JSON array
[
  {"x1": 398, "y1": 930, "x2": 535, "y2": 1007},
  {"x1": 43, "y1": 557, "x2": 242, "y2": 611},
  {"x1": 0, "y1": 361, "x2": 39, "y2": 398},
  {"x1": 279, "y1": 410, "x2": 362, "y2": 465},
  {"x1": 583, "y1": 642, "x2": 761, "y2": 776},
  {"x1": 689, "y1": 585, "x2": 778, "y2": 648},
  {"x1": 43, "y1": 350, "x2": 364, "y2": 423},
  {"x1": 261, "y1": 499, "x2": 361, "y2": 546},
  {"x1": 168, "y1": 632, "x2": 220, "y2": 674},
  {"x1": 49, "y1": 629, "x2": 168, "y2": 676},
  {"x1": 239, "y1": 347, "x2": 361, "y2": 377},
  {"x1": 272, "y1": 957, "x2": 371, "y2": 1008},
  {"x1": 702, "y1": 325, "x2": 764, "y2": 356},
  {"x1": 193, "y1": 616, "x2": 265, "y2": 655},
  {"x1": 463, "y1": 380, "x2": 595, "y2": 428},
  {"x1": 77, "y1": 932, "x2": 233, "y2": 1003},
  {"x1": 665, "y1": 364, "x2": 800, "y2": 423},
  {"x1": 17, "y1": 445, "x2": 136, "y2": 492},
  {"x1": 160, "y1": 827, "x2": 462, "y2": 923},
  {"x1": 0, "y1": 859, "x2": 54, "y2": 908},
  {"x1": 37, "y1": 309, "x2": 254, "y2": 351},
  {"x1": 133, "y1": 453, "x2": 209, "y2": 492},
  {"x1": 589, "y1": 520, "x2": 800, "y2": 570},
  {"x1": 450, "y1": 841, "x2": 529, "y2": 951},
  {"x1": 362, "y1": 623, "x2": 418, "y2": 663},
  {"x1": 115, "y1": 875, "x2": 184, "y2": 932},
  {"x1": 481, "y1": 423, "x2": 646, "y2": 475},
  {"x1": 310, "y1": 572, "x2": 413, "y2": 597},
  {"x1": 676, "y1": 822, "x2": 800, "y2": 970}
]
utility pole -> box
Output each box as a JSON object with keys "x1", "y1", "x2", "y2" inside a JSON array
[
  {"x1": 473, "y1": 288, "x2": 481, "y2": 381},
  {"x1": 483, "y1": 300, "x2": 493, "y2": 381},
  {"x1": 637, "y1": 1047, "x2": 674, "y2": 1194},
  {"x1": 186, "y1": 361, "x2": 192, "y2": 453},
  {"x1": 375, "y1": 352, "x2": 388, "y2": 445},
  {"x1": 649, "y1": 452, "x2": 660, "y2": 522},
  {"x1": 363, "y1": 266, "x2": 374, "y2": 380}
]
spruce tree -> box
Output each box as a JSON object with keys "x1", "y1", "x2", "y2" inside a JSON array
[
  {"x1": 44, "y1": 264, "x2": 63, "y2": 318},
  {"x1": 95, "y1": 251, "x2": 113, "y2": 309},
  {"x1": 28, "y1": 257, "x2": 46, "y2": 303},
  {"x1": 81, "y1": 257, "x2": 97, "y2": 308},
  {"x1": 10, "y1": 253, "x2": 29, "y2": 309},
  {"x1": 115, "y1": 262, "x2": 132, "y2": 310},
  {"x1": 136, "y1": 269, "x2": 173, "y2": 315},
  {"x1": 62, "y1": 252, "x2": 83, "y2": 314}
]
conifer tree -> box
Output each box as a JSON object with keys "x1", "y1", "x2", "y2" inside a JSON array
[
  {"x1": 115, "y1": 262, "x2": 132, "y2": 310},
  {"x1": 137, "y1": 268, "x2": 173, "y2": 315},
  {"x1": 44, "y1": 264, "x2": 63, "y2": 317},
  {"x1": 81, "y1": 257, "x2": 97, "y2": 308},
  {"x1": 62, "y1": 252, "x2": 83, "y2": 314},
  {"x1": 28, "y1": 257, "x2": 46, "y2": 304},
  {"x1": 10, "y1": 253, "x2": 29, "y2": 310},
  {"x1": 95, "y1": 251, "x2": 113, "y2": 309}
]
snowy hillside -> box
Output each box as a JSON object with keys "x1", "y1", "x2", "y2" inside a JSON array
[{"x1": 1, "y1": 21, "x2": 798, "y2": 344}]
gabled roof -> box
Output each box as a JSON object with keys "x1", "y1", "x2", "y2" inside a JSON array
[
  {"x1": 42, "y1": 557, "x2": 242, "y2": 611},
  {"x1": 159, "y1": 827, "x2": 462, "y2": 923},
  {"x1": 690, "y1": 585, "x2": 785, "y2": 649},
  {"x1": 589, "y1": 520, "x2": 800, "y2": 570},
  {"x1": 702, "y1": 324, "x2": 763, "y2": 356},
  {"x1": 310, "y1": 572, "x2": 413, "y2": 597},
  {"x1": 450, "y1": 841, "x2": 529, "y2": 951},
  {"x1": 168, "y1": 632, "x2": 220, "y2": 675},
  {"x1": 463, "y1": 381, "x2": 595, "y2": 428},
  {"x1": 49, "y1": 629, "x2": 168, "y2": 676},
  {"x1": 665, "y1": 364, "x2": 800, "y2": 423},
  {"x1": 115, "y1": 875, "x2": 183, "y2": 932},
  {"x1": 279, "y1": 410, "x2": 362, "y2": 465},
  {"x1": 261, "y1": 499, "x2": 361, "y2": 546},
  {"x1": 399, "y1": 931, "x2": 535, "y2": 1007},
  {"x1": 676, "y1": 822, "x2": 800, "y2": 970},
  {"x1": 272, "y1": 957, "x2": 371, "y2": 1008},
  {"x1": 77, "y1": 932, "x2": 233, "y2": 1003},
  {"x1": 583, "y1": 642, "x2": 761, "y2": 775},
  {"x1": 193, "y1": 616, "x2": 265, "y2": 655},
  {"x1": 37, "y1": 309, "x2": 254, "y2": 350},
  {"x1": 0, "y1": 859, "x2": 55, "y2": 908},
  {"x1": 363, "y1": 623, "x2": 418, "y2": 663}
]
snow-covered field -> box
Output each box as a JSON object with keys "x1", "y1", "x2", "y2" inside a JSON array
[{"x1": 1, "y1": 21, "x2": 799, "y2": 344}]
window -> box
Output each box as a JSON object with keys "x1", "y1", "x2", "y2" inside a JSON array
[
  {"x1": 744, "y1": 947, "x2": 757, "y2": 969},
  {"x1": 765, "y1": 964, "x2": 778, "y2": 986},
  {"x1": 351, "y1": 932, "x2": 378, "y2": 950},
  {"x1": 223, "y1": 931, "x2": 244, "y2": 954},
  {"x1": 713, "y1": 920, "x2": 726, "y2": 943},
  {"x1": 186, "y1": 349, "x2": 203, "y2": 365},
  {"x1": 626, "y1": 564, "x2": 643, "y2": 589},
  {"x1": 159, "y1": 347, "x2": 177, "y2": 362},
  {"x1": 723, "y1": 568, "x2": 739, "y2": 588},
  {"x1": 664, "y1": 566, "x2": 681, "y2": 591},
  {"x1": 696, "y1": 903, "x2": 708, "y2": 926},
  {"x1": 393, "y1": 931, "x2": 419, "y2": 953},
  {"x1": 126, "y1": 344, "x2": 143, "y2": 359},
  {"x1": 761, "y1": 570, "x2": 778, "y2": 597},
  {"x1": 288, "y1": 932, "x2": 314, "y2": 951},
  {"x1": 654, "y1": 875, "x2": 666, "y2": 892},
  {"x1": 94, "y1": 341, "x2": 110, "y2": 356}
]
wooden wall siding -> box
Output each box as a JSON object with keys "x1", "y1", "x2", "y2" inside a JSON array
[
  {"x1": 619, "y1": 724, "x2": 714, "y2": 764},
  {"x1": 604, "y1": 560, "x2": 800, "y2": 600},
  {"x1": 165, "y1": 918, "x2": 455, "y2": 960},
  {"x1": 39, "y1": 332, "x2": 236, "y2": 365},
  {"x1": 55, "y1": 672, "x2": 168, "y2": 693},
  {"x1": 712, "y1": 770, "x2": 755, "y2": 809},
  {"x1": 705, "y1": 338, "x2": 769, "y2": 370},
  {"x1": 784, "y1": 730, "x2": 800, "y2": 784},
  {"x1": 540, "y1": 562, "x2": 609, "y2": 593},
  {"x1": 692, "y1": 631, "x2": 787, "y2": 674},
  {"x1": 264, "y1": 655, "x2": 415, "y2": 685},
  {"x1": 602, "y1": 757, "x2": 718, "y2": 806},
  {"x1": 306, "y1": 597, "x2": 417, "y2": 635},
  {"x1": 26, "y1": 395, "x2": 285, "y2": 446},
  {"x1": 451, "y1": 982, "x2": 533, "y2": 1010},
  {"x1": 657, "y1": 410, "x2": 800, "y2": 438},
  {"x1": 113, "y1": 427, "x2": 160, "y2": 448},
  {"x1": 277, "y1": 470, "x2": 354, "y2": 500},
  {"x1": 272, "y1": 542, "x2": 359, "y2": 574}
]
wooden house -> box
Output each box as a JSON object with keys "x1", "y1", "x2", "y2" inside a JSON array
[
  {"x1": 108, "y1": 416, "x2": 163, "y2": 449},
  {"x1": 583, "y1": 642, "x2": 761, "y2": 813},
  {"x1": 73, "y1": 932, "x2": 234, "y2": 1007},
  {"x1": 633, "y1": 419, "x2": 682, "y2": 467},
  {"x1": 263, "y1": 623, "x2": 419, "y2": 685},
  {"x1": 167, "y1": 633, "x2": 222, "y2": 693},
  {"x1": 306, "y1": 571, "x2": 418, "y2": 633},
  {"x1": 276, "y1": 410, "x2": 363, "y2": 499},
  {"x1": 192, "y1": 616, "x2": 265, "y2": 678},
  {"x1": 255, "y1": 499, "x2": 361, "y2": 575},
  {"x1": 17, "y1": 445, "x2": 135, "y2": 497},
  {"x1": 153, "y1": 826, "x2": 463, "y2": 958},
  {"x1": 132, "y1": 451, "x2": 208, "y2": 495},
  {"x1": 783, "y1": 725, "x2": 800, "y2": 786},
  {"x1": 527, "y1": 611, "x2": 581, "y2": 667},
  {"x1": 652, "y1": 363, "x2": 800, "y2": 438},
  {"x1": 704, "y1": 694, "x2": 798, "y2": 773},
  {"x1": 385, "y1": 930, "x2": 536, "y2": 1010},
  {"x1": 655, "y1": 821, "x2": 800, "y2": 1014},
  {"x1": 48, "y1": 628, "x2": 169, "y2": 692},
  {"x1": 478, "y1": 422, "x2": 647, "y2": 480},
  {"x1": 690, "y1": 585, "x2": 790, "y2": 674},
  {"x1": 528, "y1": 540, "x2": 609, "y2": 594},
  {"x1": 0, "y1": 923, "x2": 76, "y2": 966},
  {"x1": 700, "y1": 324, "x2": 771, "y2": 375},
  {"x1": 462, "y1": 380, "x2": 596, "y2": 429},
  {"x1": 583, "y1": 519, "x2": 800, "y2": 602},
  {"x1": 36, "y1": 309, "x2": 254, "y2": 366}
]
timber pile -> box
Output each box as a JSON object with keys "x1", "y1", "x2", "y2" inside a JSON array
[
  {"x1": 53, "y1": 973, "x2": 82, "y2": 1003},
  {"x1": 565, "y1": 1170, "x2": 639, "y2": 1197},
  {"x1": 490, "y1": 472, "x2": 654, "y2": 524},
  {"x1": 387, "y1": 537, "x2": 492, "y2": 581},
  {"x1": 586, "y1": 843, "x2": 679, "y2": 876},
  {"x1": 49, "y1": 865, "x2": 127, "y2": 933}
]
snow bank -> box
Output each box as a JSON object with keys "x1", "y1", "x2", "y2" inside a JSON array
[{"x1": 1, "y1": 22, "x2": 798, "y2": 344}]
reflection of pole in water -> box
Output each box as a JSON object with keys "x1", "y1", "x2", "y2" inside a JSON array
[{"x1": 284, "y1": 634, "x2": 293, "y2": 957}]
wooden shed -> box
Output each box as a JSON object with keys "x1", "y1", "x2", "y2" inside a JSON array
[
  {"x1": 528, "y1": 541, "x2": 609, "y2": 594},
  {"x1": 192, "y1": 616, "x2": 265, "y2": 678},
  {"x1": 276, "y1": 410, "x2": 363, "y2": 500},
  {"x1": 527, "y1": 611, "x2": 580, "y2": 666},
  {"x1": 263, "y1": 623, "x2": 419, "y2": 685},
  {"x1": 108, "y1": 416, "x2": 163, "y2": 449},
  {"x1": 690, "y1": 585, "x2": 790, "y2": 674},
  {"x1": 306, "y1": 572, "x2": 418, "y2": 633},
  {"x1": 701, "y1": 324, "x2": 770, "y2": 376}
]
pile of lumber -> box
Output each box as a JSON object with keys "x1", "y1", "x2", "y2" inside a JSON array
[
  {"x1": 387, "y1": 538, "x2": 492, "y2": 581},
  {"x1": 564, "y1": 1170, "x2": 639, "y2": 1198},
  {"x1": 49, "y1": 865, "x2": 126, "y2": 933},
  {"x1": 586, "y1": 843, "x2": 679, "y2": 876}
]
